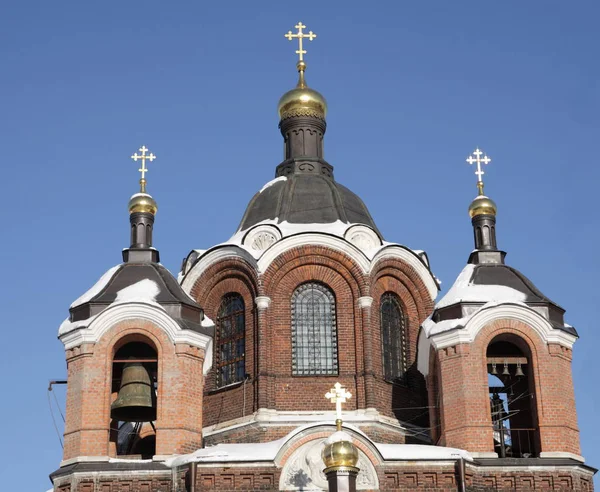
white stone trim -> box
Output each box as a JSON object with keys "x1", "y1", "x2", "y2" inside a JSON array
[
  {"x1": 181, "y1": 246, "x2": 258, "y2": 293},
  {"x1": 59, "y1": 302, "x2": 212, "y2": 350},
  {"x1": 60, "y1": 456, "x2": 110, "y2": 467},
  {"x1": 371, "y1": 245, "x2": 438, "y2": 301},
  {"x1": 430, "y1": 303, "x2": 577, "y2": 351},
  {"x1": 539, "y1": 451, "x2": 585, "y2": 462},
  {"x1": 358, "y1": 296, "x2": 373, "y2": 309},
  {"x1": 469, "y1": 452, "x2": 498, "y2": 458},
  {"x1": 255, "y1": 296, "x2": 272, "y2": 310}
]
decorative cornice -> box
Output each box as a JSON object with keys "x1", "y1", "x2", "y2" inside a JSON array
[
  {"x1": 280, "y1": 108, "x2": 325, "y2": 121},
  {"x1": 59, "y1": 302, "x2": 213, "y2": 351}
]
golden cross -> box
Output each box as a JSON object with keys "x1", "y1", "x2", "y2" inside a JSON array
[
  {"x1": 325, "y1": 382, "x2": 351, "y2": 424},
  {"x1": 466, "y1": 148, "x2": 491, "y2": 195},
  {"x1": 284, "y1": 22, "x2": 317, "y2": 62},
  {"x1": 131, "y1": 145, "x2": 156, "y2": 193}
]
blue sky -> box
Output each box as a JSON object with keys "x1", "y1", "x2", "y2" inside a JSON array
[{"x1": 0, "y1": 1, "x2": 598, "y2": 489}]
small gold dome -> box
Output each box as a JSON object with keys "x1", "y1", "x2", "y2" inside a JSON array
[
  {"x1": 321, "y1": 440, "x2": 359, "y2": 469},
  {"x1": 128, "y1": 193, "x2": 158, "y2": 215},
  {"x1": 468, "y1": 195, "x2": 497, "y2": 218},
  {"x1": 278, "y1": 61, "x2": 327, "y2": 120}
]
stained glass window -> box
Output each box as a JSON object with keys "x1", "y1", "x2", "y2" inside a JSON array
[
  {"x1": 380, "y1": 292, "x2": 407, "y2": 381},
  {"x1": 291, "y1": 283, "x2": 338, "y2": 375},
  {"x1": 216, "y1": 294, "x2": 245, "y2": 387}
]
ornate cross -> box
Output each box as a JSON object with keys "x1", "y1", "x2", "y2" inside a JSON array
[
  {"x1": 325, "y1": 382, "x2": 351, "y2": 422},
  {"x1": 131, "y1": 145, "x2": 156, "y2": 193},
  {"x1": 466, "y1": 148, "x2": 491, "y2": 195},
  {"x1": 284, "y1": 22, "x2": 317, "y2": 62}
]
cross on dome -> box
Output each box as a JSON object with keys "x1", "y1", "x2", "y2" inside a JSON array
[
  {"x1": 284, "y1": 22, "x2": 317, "y2": 62},
  {"x1": 466, "y1": 147, "x2": 491, "y2": 196},
  {"x1": 131, "y1": 145, "x2": 156, "y2": 193},
  {"x1": 325, "y1": 382, "x2": 351, "y2": 423}
]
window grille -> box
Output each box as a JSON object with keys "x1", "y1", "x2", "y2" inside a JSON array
[
  {"x1": 380, "y1": 292, "x2": 407, "y2": 381},
  {"x1": 216, "y1": 294, "x2": 245, "y2": 387},
  {"x1": 291, "y1": 282, "x2": 338, "y2": 375}
]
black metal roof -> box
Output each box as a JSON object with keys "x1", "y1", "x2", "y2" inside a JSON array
[
  {"x1": 69, "y1": 262, "x2": 208, "y2": 334},
  {"x1": 237, "y1": 173, "x2": 381, "y2": 234}
]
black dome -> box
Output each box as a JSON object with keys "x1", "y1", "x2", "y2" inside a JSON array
[{"x1": 237, "y1": 173, "x2": 381, "y2": 235}]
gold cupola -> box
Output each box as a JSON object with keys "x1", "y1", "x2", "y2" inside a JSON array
[
  {"x1": 322, "y1": 435, "x2": 360, "y2": 470},
  {"x1": 466, "y1": 148, "x2": 497, "y2": 218},
  {"x1": 129, "y1": 145, "x2": 158, "y2": 215},
  {"x1": 277, "y1": 60, "x2": 327, "y2": 120},
  {"x1": 128, "y1": 193, "x2": 158, "y2": 215},
  {"x1": 468, "y1": 194, "x2": 497, "y2": 218},
  {"x1": 278, "y1": 22, "x2": 327, "y2": 120}
]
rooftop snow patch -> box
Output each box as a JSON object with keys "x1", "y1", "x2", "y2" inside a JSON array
[
  {"x1": 259, "y1": 176, "x2": 287, "y2": 193},
  {"x1": 115, "y1": 279, "x2": 160, "y2": 304},
  {"x1": 69, "y1": 265, "x2": 120, "y2": 309},
  {"x1": 436, "y1": 264, "x2": 527, "y2": 309}
]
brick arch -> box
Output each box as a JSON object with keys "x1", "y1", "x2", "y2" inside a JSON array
[
  {"x1": 472, "y1": 319, "x2": 580, "y2": 455},
  {"x1": 370, "y1": 257, "x2": 436, "y2": 321},
  {"x1": 262, "y1": 244, "x2": 367, "y2": 298},
  {"x1": 370, "y1": 276, "x2": 429, "y2": 423},
  {"x1": 261, "y1": 246, "x2": 366, "y2": 411},
  {"x1": 189, "y1": 256, "x2": 260, "y2": 303}
]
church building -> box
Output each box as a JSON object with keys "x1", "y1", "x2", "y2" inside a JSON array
[{"x1": 49, "y1": 23, "x2": 595, "y2": 492}]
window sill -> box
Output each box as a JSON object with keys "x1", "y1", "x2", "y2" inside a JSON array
[{"x1": 207, "y1": 379, "x2": 250, "y2": 395}]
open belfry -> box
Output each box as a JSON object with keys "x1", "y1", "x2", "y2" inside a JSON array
[{"x1": 50, "y1": 22, "x2": 595, "y2": 492}]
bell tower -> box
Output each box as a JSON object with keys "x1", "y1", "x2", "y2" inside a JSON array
[
  {"x1": 418, "y1": 149, "x2": 582, "y2": 462},
  {"x1": 52, "y1": 148, "x2": 213, "y2": 489}
]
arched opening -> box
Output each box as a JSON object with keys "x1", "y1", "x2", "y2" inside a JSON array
[
  {"x1": 487, "y1": 335, "x2": 539, "y2": 458},
  {"x1": 110, "y1": 340, "x2": 158, "y2": 458}
]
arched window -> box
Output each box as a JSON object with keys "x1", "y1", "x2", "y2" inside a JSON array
[
  {"x1": 487, "y1": 335, "x2": 539, "y2": 458},
  {"x1": 216, "y1": 294, "x2": 246, "y2": 387},
  {"x1": 380, "y1": 292, "x2": 407, "y2": 381},
  {"x1": 291, "y1": 282, "x2": 338, "y2": 375}
]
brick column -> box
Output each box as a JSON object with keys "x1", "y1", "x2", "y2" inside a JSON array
[
  {"x1": 255, "y1": 296, "x2": 272, "y2": 410},
  {"x1": 358, "y1": 296, "x2": 375, "y2": 409},
  {"x1": 62, "y1": 344, "x2": 110, "y2": 461}
]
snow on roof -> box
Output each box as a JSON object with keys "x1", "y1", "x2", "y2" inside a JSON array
[
  {"x1": 69, "y1": 265, "x2": 120, "y2": 309},
  {"x1": 164, "y1": 435, "x2": 472, "y2": 468},
  {"x1": 435, "y1": 264, "x2": 527, "y2": 309},
  {"x1": 201, "y1": 313, "x2": 215, "y2": 328},
  {"x1": 115, "y1": 279, "x2": 160, "y2": 304},
  {"x1": 377, "y1": 443, "x2": 472, "y2": 461},
  {"x1": 59, "y1": 279, "x2": 164, "y2": 337},
  {"x1": 259, "y1": 176, "x2": 287, "y2": 193}
]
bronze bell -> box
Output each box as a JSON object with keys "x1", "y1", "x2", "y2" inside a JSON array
[
  {"x1": 111, "y1": 361, "x2": 156, "y2": 422},
  {"x1": 515, "y1": 362, "x2": 525, "y2": 377}
]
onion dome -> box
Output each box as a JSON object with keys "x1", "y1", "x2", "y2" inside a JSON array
[
  {"x1": 128, "y1": 192, "x2": 158, "y2": 215},
  {"x1": 468, "y1": 194, "x2": 497, "y2": 218},
  {"x1": 322, "y1": 438, "x2": 359, "y2": 470},
  {"x1": 277, "y1": 61, "x2": 327, "y2": 120}
]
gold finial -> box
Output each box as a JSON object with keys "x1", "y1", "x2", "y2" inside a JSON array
[
  {"x1": 131, "y1": 145, "x2": 156, "y2": 193},
  {"x1": 325, "y1": 382, "x2": 351, "y2": 431},
  {"x1": 284, "y1": 22, "x2": 317, "y2": 63},
  {"x1": 466, "y1": 148, "x2": 491, "y2": 196}
]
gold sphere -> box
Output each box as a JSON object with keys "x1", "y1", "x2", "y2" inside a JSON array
[
  {"x1": 277, "y1": 63, "x2": 327, "y2": 121},
  {"x1": 468, "y1": 195, "x2": 497, "y2": 218},
  {"x1": 321, "y1": 440, "x2": 359, "y2": 469},
  {"x1": 128, "y1": 193, "x2": 158, "y2": 215}
]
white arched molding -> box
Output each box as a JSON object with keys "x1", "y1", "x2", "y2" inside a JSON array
[
  {"x1": 371, "y1": 245, "x2": 438, "y2": 302},
  {"x1": 417, "y1": 303, "x2": 577, "y2": 376},
  {"x1": 181, "y1": 245, "x2": 258, "y2": 294},
  {"x1": 431, "y1": 303, "x2": 577, "y2": 351},
  {"x1": 59, "y1": 302, "x2": 212, "y2": 351},
  {"x1": 181, "y1": 234, "x2": 438, "y2": 306}
]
